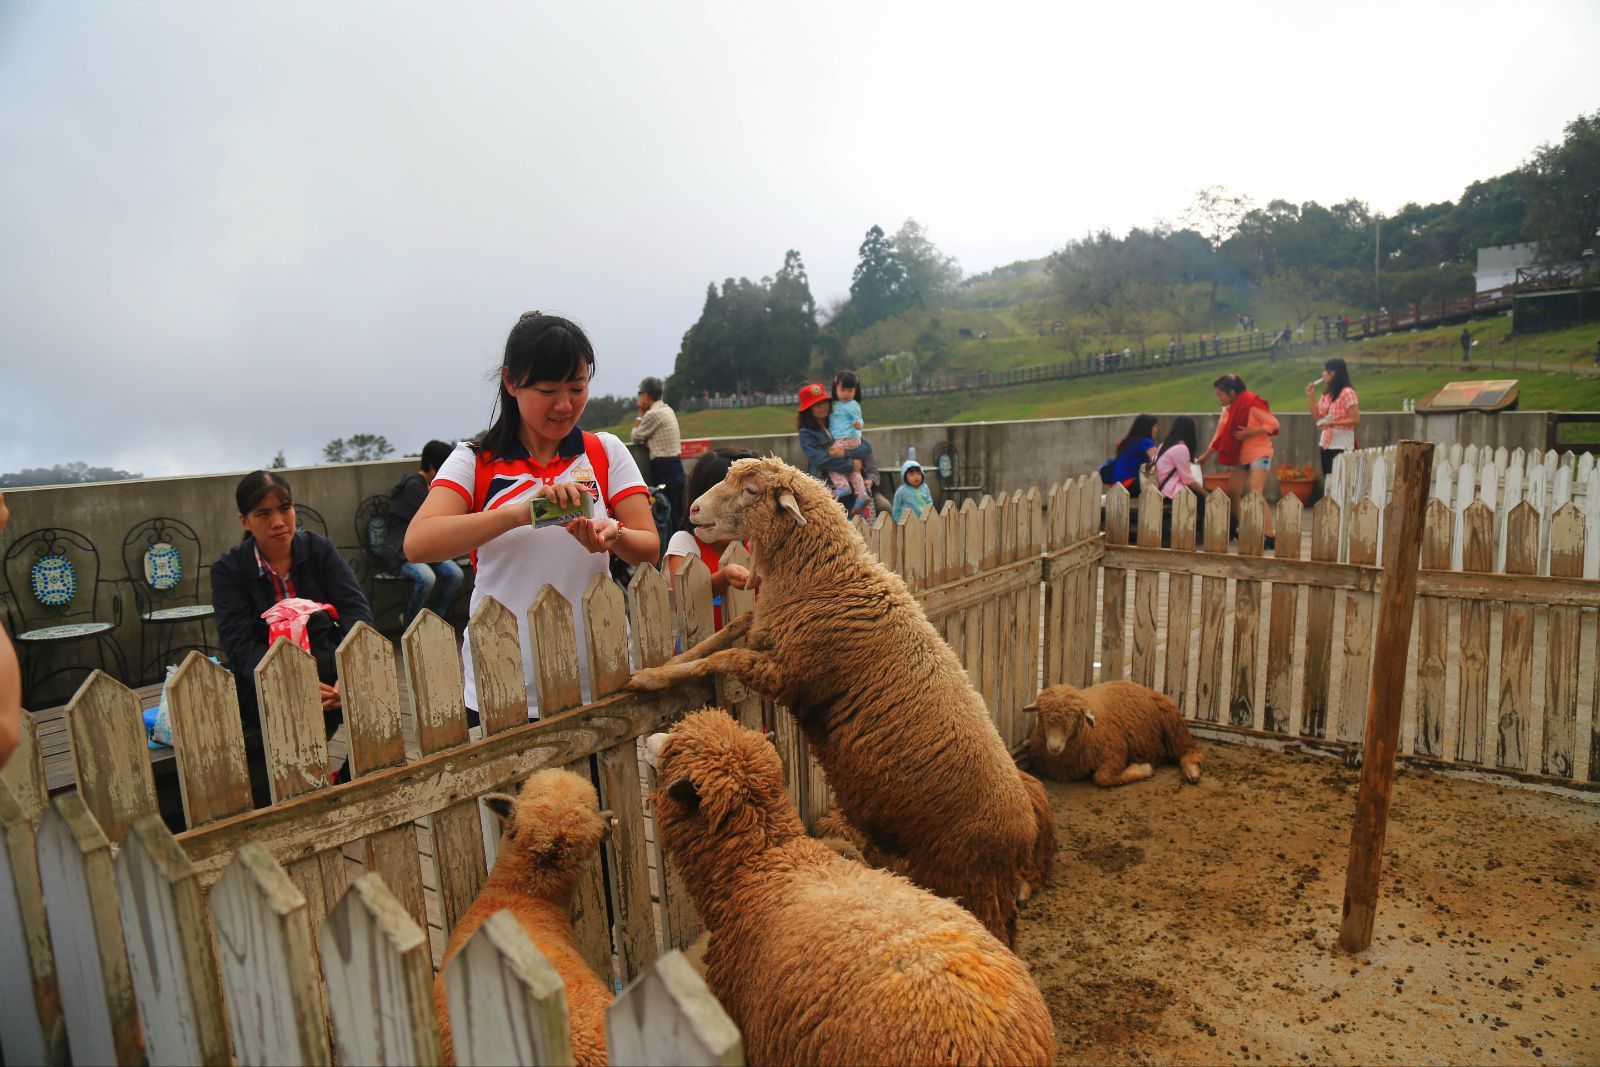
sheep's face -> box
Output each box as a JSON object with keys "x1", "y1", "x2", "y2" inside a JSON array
[
  {"x1": 1025, "y1": 685, "x2": 1095, "y2": 756},
  {"x1": 483, "y1": 768, "x2": 615, "y2": 877},
  {"x1": 689, "y1": 457, "x2": 808, "y2": 546},
  {"x1": 643, "y1": 707, "x2": 787, "y2": 852}
]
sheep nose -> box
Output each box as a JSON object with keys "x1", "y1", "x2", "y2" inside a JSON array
[
  {"x1": 1046, "y1": 737, "x2": 1065, "y2": 756},
  {"x1": 643, "y1": 733, "x2": 668, "y2": 769}
]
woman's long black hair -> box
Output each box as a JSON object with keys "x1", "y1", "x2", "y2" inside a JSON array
[
  {"x1": 478, "y1": 312, "x2": 596, "y2": 457},
  {"x1": 1158, "y1": 415, "x2": 1198, "y2": 459},
  {"x1": 679, "y1": 448, "x2": 760, "y2": 534},
  {"x1": 1322, "y1": 357, "x2": 1353, "y2": 399},
  {"x1": 235, "y1": 470, "x2": 291, "y2": 515},
  {"x1": 1115, "y1": 413, "x2": 1158, "y2": 452}
]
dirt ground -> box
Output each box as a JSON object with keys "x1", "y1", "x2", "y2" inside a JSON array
[{"x1": 1018, "y1": 741, "x2": 1600, "y2": 1065}]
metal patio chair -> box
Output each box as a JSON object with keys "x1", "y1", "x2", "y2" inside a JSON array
[
  {"x1": 2, "y1": 526, "x2": 127, "y2": 706},
  {"x1": 119, "y1": 516, "x2": 217, "y2": 680}
]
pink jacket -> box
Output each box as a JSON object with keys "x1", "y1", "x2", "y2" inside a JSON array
[{"x1": 1154, "y1": 443, "x2": 1200, "y2": 498}]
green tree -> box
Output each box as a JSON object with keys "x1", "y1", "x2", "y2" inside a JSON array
[
  {"x1": 0, "y1": 462, "x2": 142, "y2": 488},
  {"x1": 1521, "y1": 110, "x2": 1600, "y2": 266},
  {"x1": 669, "y1": 251, "x2": 818, "y2": 396},
  {"x1": 845, "y1": 224, "x2": 909, "y2": 332},
  {"x1": 268, "y1": 450, "x2": 287, "y2": 469},
  {"x1": 323, "y1": 434, "x2": 394, "y2": 463},
  {"x1": 893, "y1": 218, "x2": 961, "y2": 308}
]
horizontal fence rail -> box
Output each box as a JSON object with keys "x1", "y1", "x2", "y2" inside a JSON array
[{"x1": 2, "y1": 470, "x2": 1595, "y2": 1064}]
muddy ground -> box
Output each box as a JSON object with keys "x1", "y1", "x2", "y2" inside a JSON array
[{"x1": 1018, "y1": 742, "x2": 1599, "y2": 1065}]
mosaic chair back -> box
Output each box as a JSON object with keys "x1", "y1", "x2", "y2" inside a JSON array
[
  {"x1": 118, "y1": 516, "x2": 217, "y2": 680},
  {"x1": 1, "y1": 525, "x2": 126, "y2": 703}
]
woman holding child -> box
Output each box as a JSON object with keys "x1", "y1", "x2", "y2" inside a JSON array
[{"x1": 795, "y1": 377, "x2": 879, "y2": 517}]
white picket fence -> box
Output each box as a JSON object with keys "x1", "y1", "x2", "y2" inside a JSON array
[{"x1": 1330, "y1": 444, "x2": 1600, "y2": 576}]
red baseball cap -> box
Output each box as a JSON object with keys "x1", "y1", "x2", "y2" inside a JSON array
[{"x1": 797, "y1": 383, "x2": 830, "y2": 411}]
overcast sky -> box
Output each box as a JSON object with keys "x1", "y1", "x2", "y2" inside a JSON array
[{"x1": 2, "y1": 1, "x2": 1597, "y2": 477}]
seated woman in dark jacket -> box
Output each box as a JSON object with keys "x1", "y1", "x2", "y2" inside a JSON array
[{"x1": 211, "y1": 470, "x2": 374, "y2": 800}]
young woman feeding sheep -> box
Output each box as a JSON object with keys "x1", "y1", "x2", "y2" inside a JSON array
[
  {"x1": 645, "y1": 708, "x2": 1054, "y2": 1065},
  {"x1": 629, "y1": 456, "x2": 1056, "y2": 946}
]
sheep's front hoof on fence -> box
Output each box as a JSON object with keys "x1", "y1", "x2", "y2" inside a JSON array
[{"x1": 628, "y1": 667, "x2": 674, "y2": 692}]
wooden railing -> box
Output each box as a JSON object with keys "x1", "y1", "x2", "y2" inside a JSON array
[{"x1": 3, "y1": 474, "x2": 1593, "y2": 1064}]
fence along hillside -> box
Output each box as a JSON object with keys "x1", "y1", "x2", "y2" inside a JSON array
[{"x1": 3, "y1": 477, "x2": 1597, "y2": 1064}]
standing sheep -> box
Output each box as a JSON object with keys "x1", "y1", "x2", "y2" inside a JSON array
[
  {"x1": 1025, "y1": 681, "x2": 1204, "y2": 787},
  {"x1": 433, "y1": 769, "x2": 615, "y2": 1067},
  {"x1": 629, "y1": 456, "x2": 1056, "y2": 946},
  {"x1": 646, "y1": 708, "x2": 1054, "y2": 1066}
]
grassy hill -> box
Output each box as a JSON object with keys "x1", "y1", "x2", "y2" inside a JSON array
[{"x1": 608, "y1": 317, "x2": 1600, "y2": 439}]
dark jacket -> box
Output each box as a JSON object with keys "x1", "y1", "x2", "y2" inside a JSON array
[
  {"x1": 383, "y1": 472, "x2": 429, "y2": 571},
  {"x1": 211, "y1": 531, "x2": 374, "y2": 729},
  {"x1": 798, "y1": 427, "x2": 878, "y2": 482}
]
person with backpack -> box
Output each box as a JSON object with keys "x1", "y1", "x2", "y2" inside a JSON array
[
  {"x1": 662, "y1": 447, "x2": 759, "y2": 629},
  {"x1": 402, "y1": 312, "x2": 660, "y2": 720},
  {"x1": 1100, "y1": 414, "x2": 1159, "y2": 492},
  {"x1": 385, "y1": 439, "x2": 464, "y2": 628}
]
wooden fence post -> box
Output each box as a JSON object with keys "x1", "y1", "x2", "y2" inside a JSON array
[
  {"x1": 321, "y1": 873, "x2": 442, "y2": 1066},
  {"x1": 35, "y1": 793, "x2": 142, "y2": 1066},
  {"x1": 606, "y1": 949, "x2": 743, "y2": 1067},
  {"x1": 1339, "y1": 440, "x2": 1433, "y2": 954},
  {"x1": 114, "y1": 814, "x2": 230, "y2": 1066},
  {"x1": 0, "y1": 779, "x2": 65, "y2": 1066},
  {"x1": 445, "y1": 910, "x2": 574, "y2": 1066},
  {"x1": 211, "y1": 842, "x2": 330, "y2": 1066}
]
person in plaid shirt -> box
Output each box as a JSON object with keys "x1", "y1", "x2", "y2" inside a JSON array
[
  {"x1": 631, "y1": 376, "x2": 685, "y2": 533},
  {"x1": 1307, "y1": 357, "x2": 1360, "y2": 477}
]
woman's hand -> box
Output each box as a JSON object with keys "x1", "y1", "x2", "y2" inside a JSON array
[
  {"x1": 1195, "y1": 449, "x2": 1213, "y2": 465},
  {"x1": 722, "y1": 563, "x2": 753, "y2": 590},
  {"x1": 1233, "y1": 426, "x2": 1259, "y2": 441},
  {"x1": 319, "y1": 682, "x2": 342, "y2": 711},
  {"x1": 1305, "y1": 380, "x2": 1318, "y2": 398},
  {"x1": 565, "y1": 516, "x2": 621, "y2": 554},
  {"x1": 537, "y1": 481, "x2": 591, "y2": 513},
  {"x1": 828, "y1": 444, "x2": 846, "y2": 458}
]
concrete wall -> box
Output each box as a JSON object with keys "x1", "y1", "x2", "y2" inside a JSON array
[{"x1": 2, "y1": 408, "x2": 1557, "y2": 701}]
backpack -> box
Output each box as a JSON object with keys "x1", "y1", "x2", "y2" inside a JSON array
[{"x1": 1098, "y1": 455, "x2": 1117, "y2": 485}]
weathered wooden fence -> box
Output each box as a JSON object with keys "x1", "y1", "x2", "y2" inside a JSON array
[{"x1": 5, "y1": 474, "x2": 1594, "y2": 1064}]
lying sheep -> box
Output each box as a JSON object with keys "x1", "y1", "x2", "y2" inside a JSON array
[
  {"x1": 433, "y1": 769, "x2": 615, "y2": 1067},
  {"x1": 629, "y1": 456, "x2": 1056, "y2": 946},
  {"x1": 646, "y1": 708, "x2": 1054, "y2": 1066},
  {"x1": 1025, "y1": 681, "x2": 1203, "y2": 787}
]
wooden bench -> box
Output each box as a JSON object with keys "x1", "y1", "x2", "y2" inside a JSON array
[{"x1": 33, "y1": 680, "x2": 170, "y2": 794}]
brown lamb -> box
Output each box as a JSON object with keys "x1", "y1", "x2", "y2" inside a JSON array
[
  {"x1": 629, "y1": 456, "x2": 1056, "y2": 946},
  {"x1": 1025, "y1": 681, "x2": 1203, "y2": 787},
  {"x1": 645, "y1": 708, "x2": 1054, "y2": 1066},
  {"x1": 432, "y1": 769, "x2": 614, "y2": 1066}
]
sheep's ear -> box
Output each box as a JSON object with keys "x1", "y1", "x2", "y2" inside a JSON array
[
  {"x1": 665, "y1": 777, "x2": 700, "y2": 810},
  {"x1": 484, "y1": 793, "x2": 516, "y2": 823},
  {"x1": 1022, "y1": 702, "x2": 1040, "y2": 714},
  {"x1": 777, "y1": 491, "x2": 807, "y2": 526},
  {"x1": 1083, "y1": 711, "x2": 1097, "y2": 728}
]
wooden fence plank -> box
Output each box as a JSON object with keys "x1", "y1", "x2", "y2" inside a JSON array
[
  {"x1": 115, "y1": 814, "x2": 229, "y2": 1067},
  {"x1": 1194, "y1": 490, "x2": 1230, "y2": 723},
  {"x1": 1301, "y1": 497, "x2": 1340, "y2": 739},
  {"x1": 1457, "y1": 501, "x2": 1495, "y2": 764},
  {"x1": 338, "y1": 621, "x2": 429, "y2": 933},
  {"x1": 469, "y1": 596, "x2": 532, "y2": 736},
  {"x1": 1130, "y1": 482, "x2": 1162, "y2": 689},
  {"x1": 1414, "y1": 499, "x2": 1453, "y2": 758},
  {"x1": 1163, "y1": 486, "x2": 1198, "y2": 715},
  {"x1": 529, "y1": 585, "x2": 613, "y2": 985},
  {"x1": 675, "y1": 555, "x2": 717, "y2": 656},
  {"x1": 980, "y1": 497, "x2": 1003, "y2": 714},
  {"x1": 1263, "y1": 494, "x2": 1302, "y2": 733},
  {"x1": 629, "y1": 565, "x2": 698, "y2": 954},
  {"x1": 64, "y1": 671, "x2": 159, "y2": 843},
  {"x1": 1545, "y1": 502, "x2": 1584, "y2": 779},
  {"x1": 1337, "y1": 499, "x2": 1379, "y2": 743},
  {"x1": 587, "y1": 573, "x2": 658, "y2": 985},
  {"x1": 445, "y1": 910, "x2": 574, "y2": 1067},
  {"x1": 257, "y1": 638, "x2": 346, "y2": 933},
  {"x1": 211, "y1": 842, "x2": 330, "y2": 1066},
  {"x1": 1231, "y1": 493, "x2": 1265, "y2": 728},
  {"x1": 719, "y1": 544, "x2": 763, "y2": 732},
  {"x1": 1042, "y1": 485, "x2": 1065, "y2": 688},
  {"x1": 945, "y1": 501, "x2": 968, "y2": 684},
  {"x1": 166, "y1": 652, "x2": 254, "y2": 827},
  {"x1": 1021, "y1": 488, "x2": 1044, "y2": 736},
  {"x1": 1497, "y1": 502, "x2": 1539, "y2": 770},
  {"x1": 1101, "y1": 484, "x2": 1131, "y2": 682},
  {"x1": 321, "y1": 873, "x2": 442, "y2": 1067},
  {"x1": 36, "y1": 794, "x2": 141, "y2": 1066},
  {"x1": 405, "y1": 610, "x2": 486, "y2": 937},
  {"x1": 0, "y1": 782, "x2": 65, "y2": 1066},
  {"x1": 0, "y1": 709, "x2": 46, "y2": 824},
  {"x1": 605, "y1": 949, "x2": 743, "y2": 1067},
  {"x1": 1078, "y1": 476, "x2": 1100, "y2": 686},
  {"x1": 961, "y1": 499, "x2": 983, "y2": 692}
]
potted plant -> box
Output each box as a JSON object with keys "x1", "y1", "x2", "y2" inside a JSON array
[
  {"x1": 1274, "y1": 462, "x2": 1317, "y2": 503},
  {"x1": 1202, "y1": 469, "x2": 1231, "y2": 493}
]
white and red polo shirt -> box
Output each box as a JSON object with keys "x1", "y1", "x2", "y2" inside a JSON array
[{"x1": 434, "y1": 427, "x2": 647, "y2": 716}]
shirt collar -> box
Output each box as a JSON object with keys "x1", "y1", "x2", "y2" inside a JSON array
[
  {"x1": 500, "y1": 425, "x2": 586, "y2": 462},
  {"x1": 251, "y1": 531, "x2": 307, "y2": 574}
]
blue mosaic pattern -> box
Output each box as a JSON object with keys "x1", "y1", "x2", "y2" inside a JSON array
[
  {"x1": 144, "y1": 542, "x2": 184, "y2": 591},
  {"x1": 29, "y1": 554, "x2": 76, "y2": 607},
  {"x1": 366, "y1": 516, "x2": 388, "y2": 556}
]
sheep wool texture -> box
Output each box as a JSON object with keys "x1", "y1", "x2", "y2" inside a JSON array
[
  {"x1": 651, "y1": 708, "x2": 1055, "y2": 1066},
  {"x1": 432, "y1": 769, "x2": 613, "y2": 1067},
  {"x1": 630, "y1": 456, "x2": 1057, "y2": 947},
  {"x1": 1025, "y1": 681, "x2": 1204, "y2": 787}
]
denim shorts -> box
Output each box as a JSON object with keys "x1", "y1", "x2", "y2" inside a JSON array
[{"x1": 1234, "y1": 457, "x2": 1271, "y2": 472}]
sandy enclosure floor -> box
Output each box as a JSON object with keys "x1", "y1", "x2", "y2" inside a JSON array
[{"x1": 1019, "y1": 743, "x2": 1599, "y2": 1065}]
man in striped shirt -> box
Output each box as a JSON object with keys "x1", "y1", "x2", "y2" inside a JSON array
[{"x1": 631, "y1": 376, "x2": 686, "y2": 532}]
